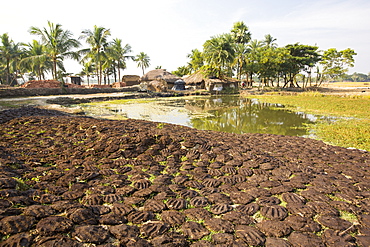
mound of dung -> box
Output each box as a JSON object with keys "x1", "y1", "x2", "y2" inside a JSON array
[{"x1": 0, "y1": 107, "x2": 369, "y2": 246}]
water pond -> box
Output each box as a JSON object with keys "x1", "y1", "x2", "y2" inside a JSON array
[{"x1": 80, "y1": 95, "x2": 320, "y2": 137}]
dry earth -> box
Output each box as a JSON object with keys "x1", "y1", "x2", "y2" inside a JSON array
[{"x1": 0, "y1": 106, "x2": 370, "y2": 246}]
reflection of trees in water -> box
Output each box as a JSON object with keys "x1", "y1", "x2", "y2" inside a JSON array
[{"x1": 188, "y1": 96, "x2": 313, "y2": 136}]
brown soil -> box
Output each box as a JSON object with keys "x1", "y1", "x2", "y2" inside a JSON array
[{"x1": 0, "y1": 106, "x2": 370, "y2": 246}]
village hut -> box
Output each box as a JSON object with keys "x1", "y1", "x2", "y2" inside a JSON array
[
  {"x1": 183, "y1": 71, "x2": 206, "y2": 90},
  {"x1": 122, "y1": 75, "x2": 140, "y2": 86},
  {"x1": 141, "y1": 69, "x2": 180, "y2": 88},
  {"x1": 172, "y1": 79, "x2": 186, "y2": 91},
  {"x1": 183, "y1": 71, "x2": 239, "y2": 92}
]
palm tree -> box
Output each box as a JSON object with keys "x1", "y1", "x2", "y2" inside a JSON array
[
  {"x1": 203, "y1": 34, "x2": 235, "y2": 78},
  {"x1": 135, "y1": 52, "x2": 150, "y2": 75},
  {"x1": 233, "y1": 43, "x2": 250, "y2": 80},
  {"x1": 187, "y1": 49, "x2": 204, "y2": 73},
  {"x1": 108, "y1": 38, "x2": 133, "y2": 81},
  {"x1": 231, "y1": 21, "x2": 251, "y2": 44},
  {"x1": 80, "y1": 25, "x2": 111, "y2": 84},
  {"x1": 0, "y1": 33, "x2": 23, "y2": 85},
  {"x1": 245, "y1": 39, "x2": 263, "y2": 83},
  {"x1": 29, "y1": 21, "x2": 80, "y2": 81},
  {"x1": 263, "y1": 34, "x2": 277, "y2": 48},
  {"x1": 79, "y1": 62, "x2": 95, "y2": 86},
  {"x1": 21, "y1": 40, "x2": 50, "y2": 80}
]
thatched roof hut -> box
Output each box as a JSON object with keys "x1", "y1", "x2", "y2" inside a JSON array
[
  {"x1": 122, "y1": 75, "x2": 140, "y2": 86},
  {"x1": 183, "y1": 71, "x2": 239, "y2": 92},
  {"x1": 141, "y1": 69, "x2": 180, "y2": 84},
  {"x1": 183, "y1": 71, "x2": 206, "y2": 89}
]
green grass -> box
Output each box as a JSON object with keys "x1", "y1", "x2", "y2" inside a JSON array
[{"x1": 246, "y1": 92, "x2": 370, "y2": 151}]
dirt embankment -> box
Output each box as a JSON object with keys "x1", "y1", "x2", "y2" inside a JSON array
[{"x1": 0, "y1": 86, "x2": 140, "y2": 98}]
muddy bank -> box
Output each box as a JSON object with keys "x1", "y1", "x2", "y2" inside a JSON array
[
  {"x1": 0, "y1": 107, "x2": 370, "y2": 246},
  {"x1": 0, "y1": 86, "x2": 140, "y2": 98},
  {"x1": 45, "y1": 91, "x2": 211, "y2": 107}
]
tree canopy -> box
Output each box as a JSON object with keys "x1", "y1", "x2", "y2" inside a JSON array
[{"x1": 173, "y1": 21, "x2": 357, "y2": 87}]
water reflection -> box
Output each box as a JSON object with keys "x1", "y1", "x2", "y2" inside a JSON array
[
  {"x1": 184, "y1": 96, "x2": 314, "y2": 136},
  {"x1": 81, "y1": 96, "x2": 315, "y2": 137}
]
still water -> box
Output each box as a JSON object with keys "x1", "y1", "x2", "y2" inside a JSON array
[{"x1": 80, "y1": 96, "x2": 318, "y2": 137}]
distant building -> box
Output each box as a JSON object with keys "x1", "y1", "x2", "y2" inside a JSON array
[{"x1": 70, "y1": 76, "x2": 82, "y2": 85}]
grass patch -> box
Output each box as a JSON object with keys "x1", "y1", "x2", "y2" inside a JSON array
[
  {"x1": 248, "y1": 92, "x2": 370, "y2": 118},
  {"x1": 245, "y1": 92, "x2": 370, "y2": 151},
  {"x1": 314, "y1": 119, "x2": 370, "y2": 151},
  {"x1": 339, "y1": 210, "x2": 359, "y2": 224}
]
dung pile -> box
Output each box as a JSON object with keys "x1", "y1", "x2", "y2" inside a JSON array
[{"x1": 0, "y1": 107, "x2": 370, "y2": 246}]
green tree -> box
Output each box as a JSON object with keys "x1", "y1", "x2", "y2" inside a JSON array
[
  {"x1": 108, "y1": 38, "x2": 133, "y2": 82},
  {"x1": 79, "y1": 62, "x2": 95, "y2": 86},
  {"x1": 21, "y1": 40, "x2": 51, "y2": 80},
  {"x1": 263, "y1": 34, "x2": 277, "y2": 48},
  {"x1": 0, "y1": 33, "x2": 23, "y2": 85},
  {"x1": 29, "y1": 21, "x2": 80, "y2": 81},
  {"x1": 244, "y1": 39, "x2": 263, "y2": 83},
  {"x1": 203, "y1": 33, "x2": 235, "y2": 78},
  {"x1": 80, "y1": 25, "x2": 111, "y2": 84},
  {"x1": 258, "y1": 47, "x2": 290, "y2": 87},
  {"x1": 135, "y1": 52, "x2": 150, "y2": 75},
  {"x1": 230, "y1": 21, "x2": 251, "y2": 44},
  {"x1": 187, "y1": 49, "x2": 204, "y2": 73},
  {"x1": 282, "y1": 43, "x2": 320, "y2": 87},
  {"x1": 319, "y1": 48, "x2": 356, "y2": 81},
  {"x1": 172, "y1": 66, "x2": 191, "y2": 77}
]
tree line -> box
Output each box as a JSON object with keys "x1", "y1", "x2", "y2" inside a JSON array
[
  {"x1": 1, "y1": 21, "x2": 360, "y2": 87},
  {"x1": 173, "y1": 22, "x2": 358, "y2": 87},
  {"x1": 0, "y1": 21, "x2": 151, "y2": 85}
]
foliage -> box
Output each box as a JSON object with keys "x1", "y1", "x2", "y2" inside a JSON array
[
  {"x1": 29, "y1": 21, "x2": 81, "y2": 81},
  {"x1": 135, "y1": 52, "x2": 150, "y2": 75},
  {"x1": 0, "y1": 21, "x2": 361, "y2": 87},
  {"x1": 0, "y1": 33, "x2": 24, "y2": 85},
  {"x1": 172, "y1": 66, "x2": 191, "y2": 77},
  {"x1": 80, "y1": 25, "x2": 111, "y2": 84},
  {"x1": 319, "y1": 48, "x2": 357, "y2": 81}
]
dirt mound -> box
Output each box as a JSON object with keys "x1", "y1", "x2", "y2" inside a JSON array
[
  {"x1": 21, "y1": 80, "x2": 62, "y2": 88},
  {"x1": 112, "y1": 82, "x2": 127, "y2": 88},
  {"x1": 0, "y1": 107, "x2": 369, "y2": 246}
]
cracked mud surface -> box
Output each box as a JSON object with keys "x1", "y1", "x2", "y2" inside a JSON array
[{"x1": 0, "y1": 107, "x2": 370, "y2": 246}]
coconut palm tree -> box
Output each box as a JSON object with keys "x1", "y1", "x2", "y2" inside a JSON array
[
  {"x1": 135, "y1": 52, "x2": 150, "y2": 75},
  {"x1": 187, "y1": 49, "x2": 204, "y2": 73},
  {"x1": 79, "y1": 62, "x2": 95, "y2": 86},
  {"x1": 29, "y1": 21, "x2": 81, "y2": 81},
  {"x1": 80, "y1": 25, "x2": 111, "y2": 85},
  {"x1": 264, "y1": 34, "x2": 278, "y2": 48},
  {"x1": 21, "y1": 40, "x2": 51, "y2": 80},
  {"x1": 108, "y1": 38, "x2": 133, "y2": 81},
  {"x1": 0, "y1": 33, "x2": 23, "y2": 85},
  {"x1": 244, "y1": 39, "x2": 263, "y2": 83},
  {"x1": 203, "y1": 34, "x2": 235, "y2": 78},
  {"x1": 231, "y1": 21, "x2": 251, "y2": 45}
]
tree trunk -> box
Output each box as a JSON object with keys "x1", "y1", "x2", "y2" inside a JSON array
[{"x1": 117, "y1": 61, "x2": 121, "y2": 82}]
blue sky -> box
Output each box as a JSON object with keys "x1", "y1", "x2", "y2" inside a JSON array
[{"x1": 1, "y1": 0, "x2": 369, "y2": 76}]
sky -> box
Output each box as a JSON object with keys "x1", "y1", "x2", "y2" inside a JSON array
[{"x1": 1, "y1": 0, "x2": 369, "y2": 77}]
